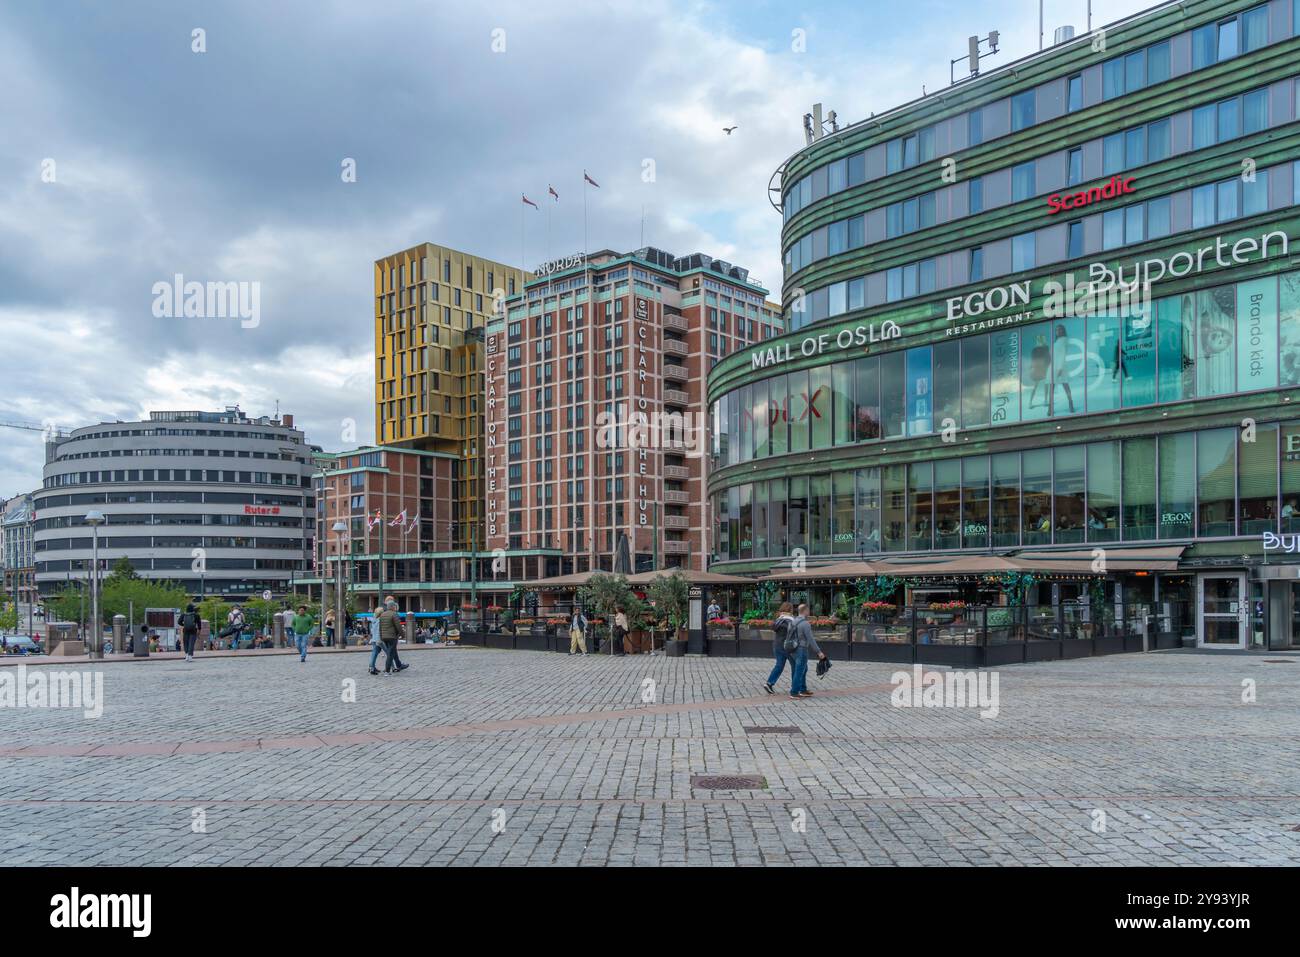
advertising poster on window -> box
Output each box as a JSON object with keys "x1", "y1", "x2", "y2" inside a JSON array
[
  {"x1": 1020, "y1": 322, "x2": 1052, "y2": 421},
  {"x1": 1236, "y1": 277, "x2": 1277, "y2": 391},
  {"x1": 1281, "y1": 273, "x2": 1300, "y2": 387},
  {"x1": 1049, "y1": 318, "x2": 1085, "y2": 416},
  {"x1": 1195, "y1": 288, "x2": 1236, "y2": 398},
  {"x1": 1084, "y1": 315, "x2": 1121, "y2": 412},
  {"x1": 1120, "y1": 311, "x2": 1156, "y2": 406},
  {"x1": 990, "y1": 329, "x2": 1020, "y2": 424},
  {"x1": 905, "y1": 347, "x2": 932, "y2": 435}
]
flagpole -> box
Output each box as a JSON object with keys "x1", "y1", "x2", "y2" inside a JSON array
[{"x1": 582, "y1": 171, "x2": 588, "y2": 258}]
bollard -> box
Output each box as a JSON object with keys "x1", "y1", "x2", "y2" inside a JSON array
[
  {"x1": 273, "y1": 612, "x2": 286, "y2": 648},
  {"x1": 111, "y1": 615, "x2": 126, "y2": 657}
]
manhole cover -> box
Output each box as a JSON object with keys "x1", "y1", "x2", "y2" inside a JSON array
[
  {"x1": 691, "y1": 774, "x2": 768, "y2": 790},
  {"x1": 1262, "y1": 659, "x2": 1295, "y2": 664},
  {"x1": 743, "y1": 726, "x2": 802, "y2": 734}
]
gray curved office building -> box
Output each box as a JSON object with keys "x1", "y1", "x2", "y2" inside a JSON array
[{"x1": 34, "y1": 408, "x2": 316, "y2": 599}]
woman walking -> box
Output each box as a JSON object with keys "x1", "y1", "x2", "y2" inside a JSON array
[{"x1": 763, "y1": 602, "x2": 798, "y2": 695}]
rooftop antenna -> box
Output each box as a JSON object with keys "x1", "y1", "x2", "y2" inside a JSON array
[{"x1": 950, "y1": 30, "x2": 1000, "y2": 85}]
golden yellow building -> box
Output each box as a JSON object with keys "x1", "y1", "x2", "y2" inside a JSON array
[{"x1": 374, "y1": 243, "x2": 531, "y2": 550}]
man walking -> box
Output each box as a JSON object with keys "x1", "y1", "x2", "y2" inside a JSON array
[
  {"x1": 763, "y1": 601, "x2": 798, "y2": 694},
  {"x1": 290, "y1": 604, "x2": 316, "y2": 662},
  {"x1": 569, "y1": 608, "x2": 589, "y2": 655},
  {"x1": 217, "y1": 604, "x2": 245, "y2": 648},
  {"x1": 788, "y1": 603, "x2": 826, "y2": 700},
  {"x1": 376, "y1": 598, "x2": 409, "y2": 674},
  {"x1": 179, "y1": 602, "x2": 201, "y2": 662}
]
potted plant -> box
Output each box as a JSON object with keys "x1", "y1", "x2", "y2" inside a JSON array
[{"x1": 647, "y1": 571, "x2": 689, "y2": 654}]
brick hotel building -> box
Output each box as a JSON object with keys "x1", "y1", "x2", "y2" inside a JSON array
[
  {"x1": 484, "y1": 247, "x2": 783, "y2": 581},
  {"x1": 708, "y1": 0, "x2": 1300, "y2": 650}
]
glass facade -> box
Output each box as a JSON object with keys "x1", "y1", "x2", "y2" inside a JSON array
[
  {"x1": 716, "y1": 272, "x2": 1300, "y2": 466},
  {"x1": 711, "y1": 421, "x2": 1300, "y2": 562}
]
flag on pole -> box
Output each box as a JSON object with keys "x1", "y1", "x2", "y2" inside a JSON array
[
  {"x1": 522, "y1": 194, "x2": 539, "y2": 209},
  {"x1": 548, "y1": 185, "x2": 559, "y2": 201},
  {"x1": 583, "y1": 171, "x2": 600, "y2": 188},
  {"x1": 388, "y1": 509, "x2": 408, "y2": 528},
  {"x1": 366, "y1": 509, "x2": 381, "y2": 529},
  {"x1": 404, "y1": 512, "x2": 419, "y2": 536}
]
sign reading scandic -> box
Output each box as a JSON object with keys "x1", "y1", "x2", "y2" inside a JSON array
[{"x1": 1046, "y1": 175, "x2": 1136, "y2": 214}]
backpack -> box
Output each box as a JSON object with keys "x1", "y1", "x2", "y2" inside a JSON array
[
  {"x1": 181, "y1": 611, "x2": 198, "y2": 631},
  {"x1": 778, "y1": 618, "x2": 800, "y2": 653}
]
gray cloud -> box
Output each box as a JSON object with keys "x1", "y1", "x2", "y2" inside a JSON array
[{"x1": 0, "y1": 0, "x2": 1149, "y2": 497}]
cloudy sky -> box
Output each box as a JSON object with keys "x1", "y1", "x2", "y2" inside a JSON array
[{"x1": 0, "y1": 0, "x2": 1151, "y2": 498}]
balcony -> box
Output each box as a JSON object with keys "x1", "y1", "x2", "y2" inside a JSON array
[
  {"x1": 662, "y1": 540, "x2": 690, "y2": 554},
  {"x1": 663, "y1": 388, "x2": 689, "y2": 406},
  {"x1": 663, "y1": 363, "x2": 688, "y2": 382},
  {"x1": 662, "y1": 313, "x2": 688, "y2": 332},
  {"x1": 663, "y1": 338, "x2": 689, "y2": 357},
  {"x1": 663, "y1": 515, "x2": 690, "y2": 530},
  {"x1": 663, "y1": 465, "x2": 690, "y2": 481},
  {"x1": 663, "y1": 490, "x2": 690, "y2": 504}
]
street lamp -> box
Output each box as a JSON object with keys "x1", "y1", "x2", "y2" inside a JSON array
[
  {"x1": 84, "y1": 509, "x2": 106, "y2": 658},
  {"x1": 332, "y1": 521, "x2": 348, "y2": 647}
]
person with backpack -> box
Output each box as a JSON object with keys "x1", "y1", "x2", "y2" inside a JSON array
[
  {"x1": 788, "y1": 602, "x2": 826, "y2": 700},
  {"x1": 179, "y1": 603, "x2": 201, "y2": 662},
  {"x1": 290, "y1": 605, "x2": 316, "y2": 662},
  {"x1": 763, "y1": 601, "x2": 798, "y2": 695},
  {"x1": 569, "y1": 608, "x2": 589, "y2": 655},
  {"x1": 217, "y1": 605, "x2": 245, "y2": 647}
]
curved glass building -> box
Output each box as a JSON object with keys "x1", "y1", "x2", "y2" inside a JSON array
[{"x1": 708, "y1": 0, "x2": 1300, "y2": 649}]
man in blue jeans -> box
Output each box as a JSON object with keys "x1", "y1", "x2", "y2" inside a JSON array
[
  {"x1": 789, "y1": 603, "x2": 825, "y2": 699},
  {"x1": 290, "y1": 605, "x2": 315, "y2": 662}
]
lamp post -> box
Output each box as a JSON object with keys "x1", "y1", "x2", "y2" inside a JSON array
[
  {"x1": 332, "y1": 521, "x2": 348, "y2": 647},
  {"x1": 84, "y1": 509, "x2": 106, "y2": 658}
]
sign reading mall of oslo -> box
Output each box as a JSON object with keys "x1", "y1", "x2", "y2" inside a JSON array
[{"x1": 708, "y1": 0, "x2": 1300, "y2": 651}]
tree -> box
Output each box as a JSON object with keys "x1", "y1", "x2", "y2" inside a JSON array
[
  {"x1": 647, "y1": 570, "x2": 689, "y2": 631},
  {"x1": 0, "y1": 589, "x2": 16, "y2": 635},
  {"x1": 198, "y1": 597, "x2": 232, "y2": 633},
  {"x1": 100, "y1": 578, "x2": 189, "y2": 628},
  {"x1": 578, "y1": 573, "x2": 633, "y2": 624},
  {"x1": 45, "y1": 584, "x2": 85, "y2": 625},
  {"x1": 104, "y1": 557, "x2": 140, "y2": 587}
]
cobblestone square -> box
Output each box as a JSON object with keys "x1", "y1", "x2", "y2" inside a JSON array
[{"x1": 1, "y1": 647, "x2": 1297, "y2": 866}]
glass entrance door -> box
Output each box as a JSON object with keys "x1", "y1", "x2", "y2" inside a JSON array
[{"x1": 1197, "y1": 574, "x2": 1246, "y2": 649}]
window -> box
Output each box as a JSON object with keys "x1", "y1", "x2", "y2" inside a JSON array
[
  {"x1": 1011, "y1": 90, "x2": 1035, "y2": 131},
  {"x1": 1012, "y1": 233, "x2": 1035, "y2": 271},
  {"x1": 1147, "y1": 119, "x2": 1171, "y2": 162},
  {"x1": 1067, "y1": 221, "x2": 1084, "y2": 259},
  {"x1": 1067, "y1": 149, "x2": 1082, "y2": 187},
  {"x1": 968, "y1": 108, "x2": 983, "y2": 147},
  {"x1": 1067, "y1": 73, "x2": 1083, "y2": 112},
  {"x1": 1103, "y1": 133, "x2": 1124, "y2": 176},
  {"x1": 969, "y1": 247, "x2": 984, "y2": 282},
  {"x1": 969, "y1": 176, "x2": 983, "y2": 214},
  {"x1": 1012, "y1": 162, "x2": 1035, "y2": 201}
]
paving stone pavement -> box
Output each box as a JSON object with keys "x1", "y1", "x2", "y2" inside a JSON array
[{"x1": 1, "y1": 647, "x2": 1298, "y2": 866}]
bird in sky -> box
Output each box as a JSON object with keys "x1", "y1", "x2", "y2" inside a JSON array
[{"x1": 723, "y1": 125, "x2": 738, "y2": 135}]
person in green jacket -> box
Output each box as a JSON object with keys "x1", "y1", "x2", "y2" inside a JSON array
[{"x1": 291, "y1": 605, "x2": 316, "y2": 662}]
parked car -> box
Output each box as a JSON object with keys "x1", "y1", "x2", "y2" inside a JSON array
[{"x1": 2, "y1": 635, "x2": 44, "y2": 655}]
